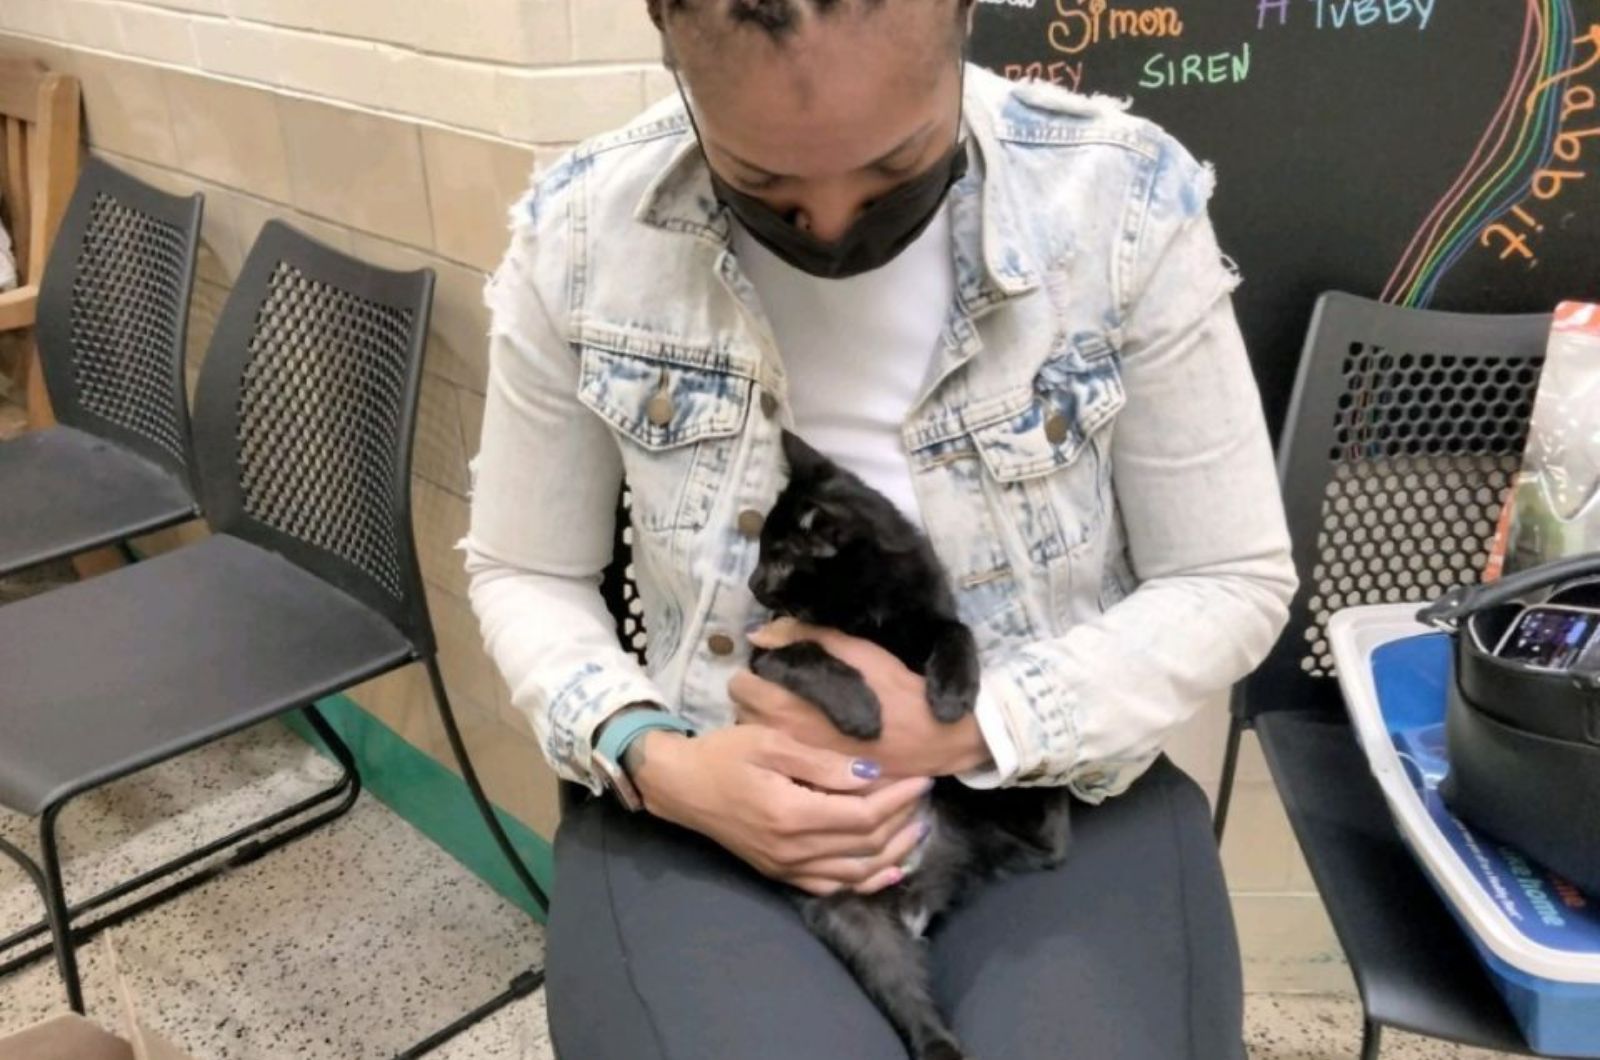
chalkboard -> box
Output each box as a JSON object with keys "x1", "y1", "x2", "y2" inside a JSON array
[{"x1": 971, "y1": 0, "x2": 1600, "y2": 432}]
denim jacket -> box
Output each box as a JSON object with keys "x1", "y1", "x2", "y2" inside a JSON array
[{"x1": 461, "y1": 65, "x2": 1298, "y2": 803}]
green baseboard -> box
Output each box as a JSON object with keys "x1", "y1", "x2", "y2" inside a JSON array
[{"x1": 281, "y1": 695, "x2": 554, "y2": 924}]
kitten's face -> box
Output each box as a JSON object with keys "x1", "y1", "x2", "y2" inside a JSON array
[{"x1": 747, "y1": 432, "x2": 917, "y2": 616}]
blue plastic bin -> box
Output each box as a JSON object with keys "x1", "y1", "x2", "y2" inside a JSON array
[{"x1": 1329, "y1": 605, "x2": 1600, "y2": 1056}]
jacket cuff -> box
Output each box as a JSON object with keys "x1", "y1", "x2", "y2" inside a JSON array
[
  {"x1": 955, "y1": 681, "x2": 1023, "y2": 789},
  {"x1": 543, "y1": 664, "x2": 672, "y2": 795}
]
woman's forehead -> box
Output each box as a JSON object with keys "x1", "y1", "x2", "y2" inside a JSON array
[
  {"x1": 677, "y1": 8, "x2": 957, "y2": 177},
  {"x1": 691, "y1": 52, "x2": 955, "y2": 176}
]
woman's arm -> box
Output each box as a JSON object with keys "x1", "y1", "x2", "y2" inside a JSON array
[
  {"x1": 460, "y1": 222, "x2": 667, "y2": 793},
  {"x1": 969, "y1": 136, "x2": 1298, "y2": 801}
]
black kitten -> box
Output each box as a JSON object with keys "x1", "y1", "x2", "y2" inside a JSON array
[{"x1": 748, "y1": 430, "x2": 1073, "y2": 1060}]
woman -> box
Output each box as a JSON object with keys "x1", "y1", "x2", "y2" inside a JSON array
[{"x1": 462, "y1": 0, "x2": 1298, "y2": 1056}]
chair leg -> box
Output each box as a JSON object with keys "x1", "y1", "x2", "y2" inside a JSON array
[
  {"x1": 1360, "y1": 1018, "x2": 1382, "y2": 1060},
  {"x1": 424, "y1": 657, "x2": 549, "y2": 915},
  {"x1": 0, "y1": 708, "x2": 362, "y2": 981},
  {"x1": 1214, "y1": 711, "x2": 1245, "y2": 842},
  {"x1": 396, "y1": 658, "x2": 550, "y2": 1059},
  {"x1": 0, "y1": 831, "x2": 73, "y2": 1010},
  {"x1": 393, "y1": 967, "x2": 546, "y2": 1060},
  {"x1": 22, "y1": 331, "x2": 56, "y2": 432},
  {"x1": 38, "y1": 803, "x2": 85, "y2": 1013}
]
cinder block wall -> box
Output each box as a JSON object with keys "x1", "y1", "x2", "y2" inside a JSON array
[{"x1": 0, "y1": 0, "x2": 1348, "y2": 994}]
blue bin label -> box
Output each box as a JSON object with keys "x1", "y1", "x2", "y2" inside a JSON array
[{"x1": 1372, "y1": 635, "x2": 1600, "y2": 953}]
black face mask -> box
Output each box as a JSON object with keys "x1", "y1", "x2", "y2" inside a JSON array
[{"x1": 676, "y1": 70, "x2": 969, "y2": 280}]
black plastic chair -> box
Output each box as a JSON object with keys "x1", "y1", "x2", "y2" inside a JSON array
[
  {"x1": 1213, "y1": 290, "x2": 1562, "y2": 1058},
  {"x1": 0, "y1": 222, "x2": 547, "y2": 1047},
  {"x1": 0, "y1": 157, "x2": 203, "y2": 577}
]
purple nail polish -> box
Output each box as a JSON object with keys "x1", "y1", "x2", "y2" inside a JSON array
[
  {"x1": 851, "y1": 758, "x2": 881, "y2": 780},
  {"x1": 918, "y1": 818, "x2": 932, "y2": 841}
]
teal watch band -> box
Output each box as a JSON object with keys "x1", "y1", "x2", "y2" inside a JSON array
[{"x1": 595, "y1": 708, "x2": 695, "y2": 768}]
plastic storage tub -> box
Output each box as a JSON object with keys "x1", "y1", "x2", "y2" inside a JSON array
[{"x1": 1328, "y1": 603, "x2": 1600, "y2": 1057}]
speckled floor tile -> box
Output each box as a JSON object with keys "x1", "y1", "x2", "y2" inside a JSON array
[
  {"x1": 1246, "y1": 995, "x2": 1518, "y2": 1058},
  {"x1": 1, "y1": 722, "x2": 545, "y2": 1059},
  {"x1": 0, "y1": 722, "x2": 1528, "y2": 1060}
]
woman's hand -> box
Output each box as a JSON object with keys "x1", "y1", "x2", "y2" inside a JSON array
[
  {"x1": 732, "y1": 618, "x2": 993, "y2": 778},
  {"x1": 628, "y1": 725, "x2": 932, "y2": 897}
]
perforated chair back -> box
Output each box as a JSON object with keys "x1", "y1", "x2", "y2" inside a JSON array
[
  {"x1": 600, "y1": 487, "x2": 650, "y2": 666},
  {"x1": 34, "y1": 156, "x2": 203, "y2": 487},
  {"x1": 191, "y1": 221, "x2": 437, "y2": 653},
  {"x1": 558, "y1": 489, "x2": 649, "y2": 813},
  {"x1": 1244, "y1": 290, "x2": 1550, "y2": 719}
]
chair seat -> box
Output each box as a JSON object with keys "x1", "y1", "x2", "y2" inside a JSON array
[
  {"x1": 1255, "y1": 709, "x2": 1545, "y2": 1055},
  {"x1": 0, "y1": 425, "x2": 197, "y2": 576},
  {"x1": 0, "y1": 533, "x2": 412, "y2": 816}
]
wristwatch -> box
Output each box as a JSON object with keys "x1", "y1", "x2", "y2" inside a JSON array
[{"x1": 592, "y1": 706, "x2": 696, "y2": 811}]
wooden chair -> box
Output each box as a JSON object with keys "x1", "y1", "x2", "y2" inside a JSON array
[{"x1": 1, "y1": 54, "x2": 81, "y2": 428}]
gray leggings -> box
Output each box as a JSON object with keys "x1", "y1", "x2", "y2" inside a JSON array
[{"x1": 546, "y1": 757, "x2": 1245, "y2": 1060}]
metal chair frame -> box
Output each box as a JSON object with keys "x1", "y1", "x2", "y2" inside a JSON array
[{"x1": 1213, "y1": 290, "x2": 1557, "y2": 1057}]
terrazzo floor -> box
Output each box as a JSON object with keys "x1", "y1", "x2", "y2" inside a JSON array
[{"x1": 0, "y1": 721, "x2": 1526, "y2": 1060}]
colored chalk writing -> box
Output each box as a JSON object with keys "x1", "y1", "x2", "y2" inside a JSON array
[
  {"x1": 975, "y1": 0, "x2": 1592, "y2": 325},
  {"x1": 1138, "y1": 44, "x2": 1252, "y2": 90},
  {"x1": 1256, "y1": 0, "x2": 1436, "y2": 30},
  {"x1": 1384, "y1": 5, "x2": 1597, "y2": 305}
]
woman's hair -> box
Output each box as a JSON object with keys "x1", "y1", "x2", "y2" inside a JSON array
[{"x1": 650, "y1": 0, "x2": 918, "y2": 41}]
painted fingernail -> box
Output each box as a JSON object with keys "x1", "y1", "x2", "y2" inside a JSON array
[
  {"x1": 918, "y1": 818, "x2": 932, "y2": 841},
  {"x1": 851, "y1": 758, "x2": 881, "y2": 780},
  {"x1": 888, "y1": 866, "x2": 905, "y2": 886}
]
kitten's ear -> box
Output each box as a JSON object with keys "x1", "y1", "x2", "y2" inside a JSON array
[
  {"x1": 797, "y1": 504, "x2": 840, "y2": 557},
  {"x1": 876, "y1": 517, "x2": 923, "y2": 555},
  {"x1": 796, "y1": 509, "x2": 844, "y2": 560},
  {"x1": 782, "y1": 430, "x2": 832, "y2": 481}
]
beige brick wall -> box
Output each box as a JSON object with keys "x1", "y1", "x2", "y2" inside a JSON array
[
  {"x1": 0, "y1": 0, "x2": 665, "y2": 133},
  {"x1": 0, "y1": 2, "x2": 1346, "y2": 994}
]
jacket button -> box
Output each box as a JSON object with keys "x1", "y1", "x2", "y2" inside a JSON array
[
  {"x1": 1043, "y1": 412, "x2": 1068, "y2": 445},
  {"x1": 647, "y1": 391, "x2": 673, "y2": 427},
  {"x1": 737, "y1": 509, "x2": 765, "y2": 538},
  {"x1": 760, "y1": 391, "x2": 779, "y2": 418},
  {"x1": 707, "y1": 632, "x2": 735, "y2": 656}
]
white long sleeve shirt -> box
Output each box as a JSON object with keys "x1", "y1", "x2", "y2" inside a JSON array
[{"x1": 730, "y1": 207, "x2": 1020, "y2": 783}]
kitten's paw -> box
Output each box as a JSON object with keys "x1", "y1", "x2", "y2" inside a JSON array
[
  {"x1": 748, "y1": 640, "x2": 883, "y2": 738},
  {"x1": 915, "y1": 1039, "x2": 967, "y2": 1060},
  {"x1": 925, "y1": 624, "x2": 979, "y2": 723},
  {"x1": 830, "y1": 683, "x2": 884, "y2": 739},
  {"x1": 925, "y1": 678, "x2": 977, "y2": 723}
]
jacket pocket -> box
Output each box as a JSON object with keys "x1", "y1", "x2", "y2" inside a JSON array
[
  {"x1": 968, "y1": 333, "x2": 1125, "y2": 565},
  {"x1": 576, "y1": 345, "x2": 753, "y2": 532}
]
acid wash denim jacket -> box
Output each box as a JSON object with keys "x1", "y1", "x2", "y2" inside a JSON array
[{"x1": 460, "y1": 64, "x2": 1299, "y2": 804}]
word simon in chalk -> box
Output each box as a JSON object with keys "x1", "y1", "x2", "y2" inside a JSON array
[{"x1": 1047, "y1": 0, "x2": 1184, "y2": 56}]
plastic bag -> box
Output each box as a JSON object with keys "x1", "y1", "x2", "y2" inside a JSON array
[{"x1": 1487, "y1": 302, "x2": 1600, "y2": 579}]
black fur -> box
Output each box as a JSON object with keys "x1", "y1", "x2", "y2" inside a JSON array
[{"x1": 748, "y1": 430, "x2": 1073, "y2": 1060}]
